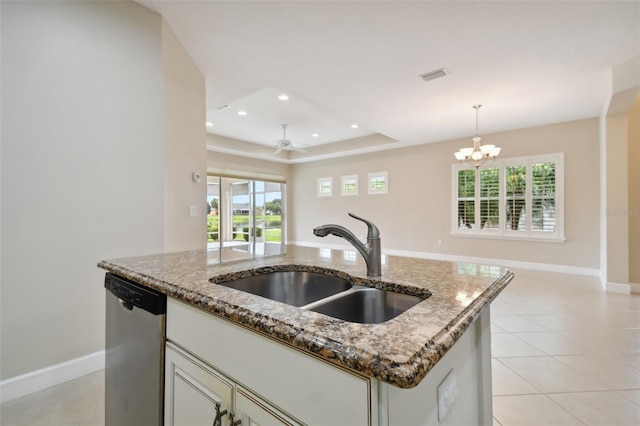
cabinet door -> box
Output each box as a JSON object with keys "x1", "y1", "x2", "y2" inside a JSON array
[
  {"x1": 235, "y1": 386, "x2": 302, "y2": 426},
  {"x1": 166, "y1": 343, "x2": 234, "y2": 426}
]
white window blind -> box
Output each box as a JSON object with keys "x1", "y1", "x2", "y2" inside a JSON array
[
  {"x1": 505, "y1": 165, "x2": 526, "y2": 232},
  {"x1": 531, "y1": 162, "x2": 557, "y2": 232},
  {"x1": 452, "y1": 153, "x2": 564, "y2": 242},
  {"x1": 480, "y1": 168, "x2": 500, "y2": 229},
  {"x1": 457, "y1": 169, "x2": 475, "y2": 229}
]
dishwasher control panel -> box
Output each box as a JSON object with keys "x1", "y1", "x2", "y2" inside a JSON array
[{"x1": 104, "y1": 273, "x2": 167, "y2": 315}]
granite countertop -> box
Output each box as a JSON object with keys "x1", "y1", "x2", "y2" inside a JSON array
[{"x1": 98, "y1": 244, "x2": 513, "y2": 389}]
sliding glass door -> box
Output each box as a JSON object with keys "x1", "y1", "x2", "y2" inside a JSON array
[
  {"x1": 254, "y1": 180, "x2": 283, "y2": 244},
  {"x1": 207, "y1": 176, "x2": 285, "y2": 251},
  {"x1": 206, "y1": 177, "x2": 221, "y2": 249}
]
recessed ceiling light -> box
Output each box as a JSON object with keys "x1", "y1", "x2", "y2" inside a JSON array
[
  {"x1": 311, "y1": 133, "x2": 319, "y2": 137},
  {"x1": 278, "y1": 94, "x2": 289, "y2": 101},
  {"x1": 206, "y1": 122, "x2": 213, "y2": 127},
  {"x1": 350, "y1": 124, "x2": 359, "y2": 129},
  {"x1": 237, "y1": 110, "x2": 247, "y2": 116}
]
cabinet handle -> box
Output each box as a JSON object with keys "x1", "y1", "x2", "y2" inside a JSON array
[
  {"x1": 212, "y1": 401, "x2": 228, "y2": 426},
  {"x1": 229, "y1": 412, "x2": 242, "y2": 426}
]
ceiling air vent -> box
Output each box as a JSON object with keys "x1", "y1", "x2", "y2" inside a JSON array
[
  {"x1": 419, "y1": 68, "x2": 448, "y2": 82},
  {"x1": 216, "y1": 104, "x2": 232, "y2": 111}
]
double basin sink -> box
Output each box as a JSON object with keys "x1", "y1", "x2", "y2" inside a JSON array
[{"x1": 215, "y1": 271, "x2": 426, "y2": 324}]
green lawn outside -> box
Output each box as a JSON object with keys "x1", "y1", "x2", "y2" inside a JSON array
[
  {"x1": 265, "y1": 228, "x2": 281, "y2": 242},
  {"x1": 207, "y1": 214, "x2": 282, "y2": 242}
]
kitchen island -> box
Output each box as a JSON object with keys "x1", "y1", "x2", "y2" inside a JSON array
[{"x1": 99, "y1": 245, "x2": 513, "y2": 425}]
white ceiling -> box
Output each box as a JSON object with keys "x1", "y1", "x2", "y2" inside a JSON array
[{"x1": 139, "y1": 0, "x2": 639, "y2": 163}]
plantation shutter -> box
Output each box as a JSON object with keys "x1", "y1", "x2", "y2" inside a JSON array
[
  {"x1": 480, "y1": 168, "x2": 500, "y2": 229},
  {"x1": 531, "y1": 162, "x2": 557, "y2": 232},
  {"x1": 457, "y1": 169, "x2": 475, "y2": 229},
  {"x1": 505, "y1": 165, "x2": 527, "y2": 231},
  {"x1": 452, "y1": 153, "x2": 563, "y2": 241}
]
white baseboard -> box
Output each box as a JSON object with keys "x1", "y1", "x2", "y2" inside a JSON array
[
  {"x1": 0, "y1": 350, "x2": 104, "y2": 404},
  {"x1": 606, "y1": 282, "x2": 632, "y2": 294},
  {"x1": 287, "y1": 241, "x2": 600, "y2": 277}
]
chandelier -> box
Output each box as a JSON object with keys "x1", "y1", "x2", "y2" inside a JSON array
[{"x1": 454, "y1": 105, "x2": 501, "y2": 168}]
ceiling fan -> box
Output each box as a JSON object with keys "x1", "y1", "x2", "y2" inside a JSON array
[{"x1": 274, "y1": 124, "x2": 307, "y2": 154}]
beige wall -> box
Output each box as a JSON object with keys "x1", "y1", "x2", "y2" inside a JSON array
[
  {"x1": 1, "y1": 1, "x2": 205, "y2": 382},
  {"x1": 628, "y1": 95, "x2": 640, "y2": 283},
  {"x1": 1, "y1": 1, "x2": 164, "y2": 380},
  {"x1": 163, "y1": 21, "x2": 207, "y2": 252},
  {"x1": 289, "y1": 119, "x2": 600, "y2": 270},
  {"x1": 605, "y1": 113, "x2": 630, "y2": 284}
]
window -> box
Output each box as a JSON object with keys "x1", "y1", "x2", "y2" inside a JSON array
[
  {"x1": 317, "y1": 177, "x2": 333, "y2": 197},
  {"x1": 368, "y1": 171, "x2": 388, "y2": 195},
  {"x1": 207, "y1": 176, "x2": 285, "y2": 250},
  {"x1": 480, "y1": 168, "x2": 500, "y2": 229},
  {"x1": 452, "y1": 153, "x2": 564, "y2": 241},
  {"x1": 341, "y1": 175, "x2": 358, "y2": 196},
  {"x1": 457, "y1": 169, "x2": 475, "y2": 229}
]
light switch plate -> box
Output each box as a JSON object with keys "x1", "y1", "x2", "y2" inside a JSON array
[
  {"x1": 437, "y1": 369, "x2": 458, "y2": 422},
  {"x1": 189, "y1": 205, "x2": 197, "y2": 217}
]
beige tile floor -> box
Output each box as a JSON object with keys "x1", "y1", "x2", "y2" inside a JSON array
[
  {"x1": 0, "y1": 369, "x2": 104, "y2": 425},
  {"x1": 492, "y1": 269, "x2": 640, "y2": 426},
  {"x1": 1, "y1": 269, "x2": 638, "y2": 425}
]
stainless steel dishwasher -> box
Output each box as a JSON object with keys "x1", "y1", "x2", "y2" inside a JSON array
[{"x1": 105, "y1": 273, "x2": 166, "y2": 426}]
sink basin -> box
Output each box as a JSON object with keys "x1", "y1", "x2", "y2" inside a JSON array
[
  {"x1": 217, "y1": 271, "x2": 353, "y2": 307},
  {"x1": 305, "y1": 287, "x2": 424, "y2": 324},
  {"x1": 217, "y1": 271, "x2": 425, "y2": 324}
]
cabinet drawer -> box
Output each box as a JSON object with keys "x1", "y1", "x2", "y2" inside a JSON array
[{"x1": 167, "y1": 298, "x2": 373, "y2": 425}]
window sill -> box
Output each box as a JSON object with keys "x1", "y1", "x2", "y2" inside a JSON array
[{"x1": 450, "y1": 231, "x2": 566, "y2": 243}]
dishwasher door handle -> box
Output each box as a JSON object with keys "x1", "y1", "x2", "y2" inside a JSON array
[{"x1": 118, "y1": 298, "x2": 134, "y2": 311}]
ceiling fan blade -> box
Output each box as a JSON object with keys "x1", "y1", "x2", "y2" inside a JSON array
[
  {"x1": 274, "y1": 146, "x2": 283, "y2": 154},
  {"x1": 292, "y1": 146, "x2": 307, "y2": 153}
]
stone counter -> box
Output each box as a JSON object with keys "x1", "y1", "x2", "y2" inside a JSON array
[{"x1": 98, "y1": 245, "x2": 513, "y2": 388}]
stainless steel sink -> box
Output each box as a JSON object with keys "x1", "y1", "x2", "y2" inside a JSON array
[
  {"x1": 216, "y1": 271, "x2": 425, "y2": 323},
  {"x1": 303, "y1": 286, "x2": 424, "y2": 324},
  {"x1": 216, "y1": 271, "x2": 353, "y2": 307}
]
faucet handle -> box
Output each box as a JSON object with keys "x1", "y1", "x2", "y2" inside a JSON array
[{"x1": 348, "y1": 213, "x2": 380, "y2": 239}]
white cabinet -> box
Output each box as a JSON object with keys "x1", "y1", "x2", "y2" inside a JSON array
[
  {"x1": 235, "y1": 386, "x2": 299, "y2": 426},
  {"x1": 166, "y1": 342, "x2": 298, "y2": 426},
  {"x1": 165, "y1": 297, "x2": 492, "y2": 426},
  {"x1": 166, "y1": 298, "x2": 373, "y2": 426},
  {"x1": 165, "y1": 343, "x2": 233, "y2": 425}
]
